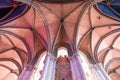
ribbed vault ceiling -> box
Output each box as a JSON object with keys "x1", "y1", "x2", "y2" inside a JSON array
[{"x1": 0, "y1": 0, "x2": 120, "y2": 80}]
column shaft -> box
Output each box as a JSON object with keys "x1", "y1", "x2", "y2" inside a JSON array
[
  {"x1": 18, "y1": 65, "x2": 34, "y2": 80},
  {"x1": 69, "y1": 57, "x2": 77, "y2": 80},
  {"x1": 69, "y1": 54, "x2": 86, "y2": 80},
  {"x1": 40, "y1": 53, "x2": 56, "y2": 80},
  {"x1": 76, "y1": 55, "x2": 87, "y2": 80},
  {"x1": 93, "y1": 63, "x2": 111, "y2": 80}
]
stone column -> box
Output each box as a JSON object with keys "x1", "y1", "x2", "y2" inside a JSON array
[
  {"x1": 46, "y1": 54, "x2": 57, "y2": 80},
  {"x1": 97, "y1": 63, "x2": 111, "y2": 80},
  {"x1": 76, "y1": 53, "x2": 87, "y2": 80},
  {"x1": 18, "y1": 64, "x2": 35, "y2": 80},
  {"x1": 90, "y1": 64, "x2": 102, "y2": 80},
  {"x1": 92, "y1": 63, "x2": 111, "y2": 80},
  {"x1": 89, "y1": 64, "x2": 100, "y2": 80},
  {"x1": 69, "y1": 53, "x2": 86, "y2": 80},
  {"x1": 40, "y1": 53, "x2": 56, "y2": 80},
  {"x1": 69, "y1": 56, "x2": 77, "y2": 80}
]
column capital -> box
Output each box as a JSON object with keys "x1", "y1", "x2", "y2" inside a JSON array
[
  {"x1": 25, "y1": 64, "x2": 35, "y2": 71},
  {"x1": 68, "y1": 53, "x2": 79, "y2": 61},
  {"x1": 50, "y1": 57, "x2": 57, "y2": 62},
  {"x1": 48, "y1": 53, "x2": 57, "y2": 62},
  {"x1": 89, "y1": 64, "x2": 95, "y2": 70},
  {"x1": 93, "y1": 64, "x2": 101, "y2": 70},
  {"x1": 97, "y1": 63, "x2": 103, "y2": 67}
]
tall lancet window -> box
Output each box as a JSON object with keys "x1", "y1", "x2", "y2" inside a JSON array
[
  {"x1": 31, "y1": 51, "x2": 47, "y2": 80},
  {"x1": 55, "y1": 47, "x2": 72, "y2": 80},
  {"x1": 57, "y1": 47, "x2": 68, "y2": 58},
  {"x1": 78, "y1": 51, "x2": 96, "y2": 80}
]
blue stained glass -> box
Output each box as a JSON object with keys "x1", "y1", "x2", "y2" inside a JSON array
[
  {"x1": 0, "y1": 0, "x2": 29, "y2": 25},
  {"x1": 97, "y1": 4, "x2": 118, "y2": 18},
  {"x1": 111, "y1": 5, "x2": 120, "y2": 13},
  {"x1": 111, "y1": 0, "x2": 120, "y2": 4},
  {"x1": 0, "y1": 0, "x2": 12, "y2": 6},
  {"x1": 0, "y1": 4, "x2": 29, "y2": 23},
  {"x1": 7, "y1": 4, "x2": 27, "y2": 19},
  {"x1": 97, "y1": 0, "x2": 120, "y2": 18}
]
